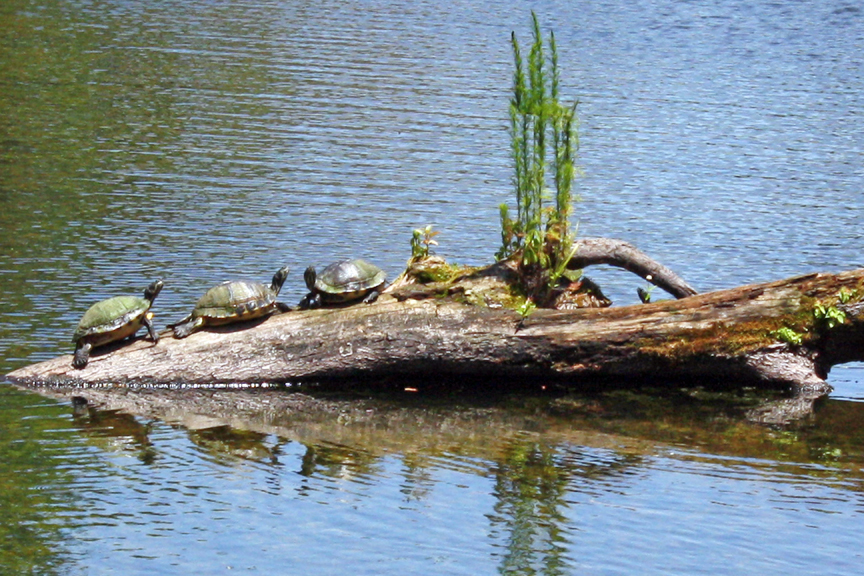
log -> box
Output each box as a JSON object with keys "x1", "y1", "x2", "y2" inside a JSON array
[{"x1": 7, "y1": 254, "x2": 864, "y2": 403}]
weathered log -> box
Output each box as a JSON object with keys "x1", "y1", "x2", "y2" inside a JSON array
[
  {"x1": 568, "y1": 237, "x2": 698, "y2": 298},
  {"x1": 7, "y1": 261, "x2": 864, "y2": 398}
]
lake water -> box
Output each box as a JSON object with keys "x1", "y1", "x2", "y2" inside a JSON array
[{"x1": 2, "y1": 0, "x2": 864, "y2": 573}]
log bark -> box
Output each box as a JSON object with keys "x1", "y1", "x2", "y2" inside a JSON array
[{"x1": 7, "y1": 260, "x2": 864, "y2": 399}]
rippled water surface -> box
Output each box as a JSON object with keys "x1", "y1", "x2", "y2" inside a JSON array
[
  {"x1": 2, "y1": 0, "x2": 864, "y2": 573},
  {"x1": 4, "y1": 385, "x2": 864, "y2": 575}
]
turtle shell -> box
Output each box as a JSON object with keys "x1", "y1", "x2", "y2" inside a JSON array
[
  {"x1": 190, "y1": 280, "x2": 277, "y2": 324},
  {"x1": 73, "y1": 295, "x2": 152, "y2": 345},
  {"x1": 314, "y1": 259, "x2": 386, "y2": 302}
]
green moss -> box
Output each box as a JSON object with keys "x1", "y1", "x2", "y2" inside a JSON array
[
  {"x1": 633, "y1": 319, "x2": 770, "y2": 362},
  {"x1": 633, "y1": 282, "x2": 864, "y2": 363},
  {"x1": 408, "y1": 258, "x2": 477, "y2": 285},
  {"x1": 766, "y1": 284, "x2": 862, "y2": 348},
  {"x1": 413, "y1": 265, "x2": 462, "y2": 284}
]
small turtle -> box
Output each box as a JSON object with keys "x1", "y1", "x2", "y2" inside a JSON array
[
  {"x1": 172, "y1": 266, "x2": 290, "y2": 339},
  {"x1": 299, "y1": 258, "x2": 386, "y2": 309},
  {"x1": 72, "y1": 279, "x2": 163, "y2": 369}
]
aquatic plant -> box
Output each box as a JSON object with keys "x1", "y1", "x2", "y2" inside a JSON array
[{"x1": 498, "y1": 12, "x2": 580, "y2": 294}]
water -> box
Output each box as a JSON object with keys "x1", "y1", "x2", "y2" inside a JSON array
[
  {"x1": 4, "y1": 385, "x2": 864, "y2": 575},
  {"x1": 2, "y1": 0, "x2": 864, "y2": 573}
]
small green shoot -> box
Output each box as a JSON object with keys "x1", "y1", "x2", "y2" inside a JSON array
[
  {"x1": 813, "y1": 303, "x2": 846, "y2": 329},
  {"x1": 638, "y1": 285, "x2": 655, "y2": 303},
  {"x1": 771, "y1": 327, "x2": 804, "y2": 346},
  {"x1": 838, "y1": 287, "x2": 857, "y2": 304},
  {"x1": 410, "y1": 225, "x2": 440, "y2": 261},
  {"x1": 547, "y1": 234, "x2": 580, "y2": 288},
  {"x1": 516, "y1": 299, "x2": 537, "y2": 318}
]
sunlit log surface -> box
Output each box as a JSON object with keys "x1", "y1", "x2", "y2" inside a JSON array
[{"x1": 8, "y1": 265, "x2": 864, "y2": 403}]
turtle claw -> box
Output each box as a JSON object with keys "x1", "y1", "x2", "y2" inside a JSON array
[
  {"x1": 144, "y1": 314, "x2": 159, "y2": 343},
  {"x1": 73, "y1": 342, "x2": 91, "y2": 369},
  {"x1": 172, "y1": 318, "x2": 201, "y2": 339},
  {"x1": 362, "y1": 290, "x2": 380, "y2": 304}
]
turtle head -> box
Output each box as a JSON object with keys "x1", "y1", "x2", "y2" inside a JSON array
[
  {"x1": 304, "y1": 266, "x2": 317, "y2": 291},
  {"x1": 144, "y1": 279, "x2": 164, "y2": 302},
  {"x1": 271, "y1": 266, "x2": 290, "y2": 295}
]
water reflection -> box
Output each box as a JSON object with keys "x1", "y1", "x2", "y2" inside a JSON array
[
  {"x1": 58, "y1": 384, "x2": 864, "y2": 484},
  {"x1": 70, "y1": 397, "x2": 157, "y2": 464},
  {"x1": 0, "y1": 387, "x2": 83, "y2": 574},
  {"x1": 491, "y1": 439, "x2": 597, "y2": 576},
  {"x1": 298, "y1": 441, "x2": 382, "y2": 483},
  {"x1": 5, "y1": 381, "x2": 864, "y2": 574},
  {"x1": 187, "y1": 425, "x2": 284, "y2": 465}
]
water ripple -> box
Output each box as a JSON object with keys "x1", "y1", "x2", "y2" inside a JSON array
[{"x1": 2, "y1": 0, "x2": 864, "y2": 573}]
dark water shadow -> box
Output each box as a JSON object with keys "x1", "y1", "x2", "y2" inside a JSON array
[{"x1": 20, "y1": 379, "x2": 862, "y2": 477}]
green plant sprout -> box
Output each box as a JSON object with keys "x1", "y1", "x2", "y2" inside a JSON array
[
  {"x1": 498, "y1": 12, "x2": 580, "y2": 298},
  {"x1": 771, "y1": 327, "x2": 804, "y2": 346},
  {"x1": 410, "y1": 225, "x2": 440, "y2": 261},
  {"x1": 838, "y1": 287, "x2": 858, "y2": 304},
  {"x1": 516, "y1": 298, "x2": 537, "y2": 319},
  {"x1": 637, "y1": 277, "x2": 657, "y2": 303},
  {"x1": 813, "y1": 303, "x2": 846, "y2": 329}
]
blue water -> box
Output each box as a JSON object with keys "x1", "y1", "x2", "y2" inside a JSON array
[
  {"x1": 19, "y1": 403, "x2": 864, "y2": 576},
  {"x1": 2, "y1": 0, "x2": 864, "y2": 573}
]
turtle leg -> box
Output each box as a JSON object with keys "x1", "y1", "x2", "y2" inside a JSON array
[
  {"x1": 143, "y1": 313, "x2": 159, "y2": 344},
  {"x1": 362, "y1": 289, "x2": 380, "y2": 304},
  {"x1": 173, "y1": 317, "x2": 204, "y2": 339},
  {"x1": 73, "y1": 341, "x2": 92, "y2": 369}
]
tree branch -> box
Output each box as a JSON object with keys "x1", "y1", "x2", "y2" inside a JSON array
[{"x1": 569, "y1": 237, "x2": 698, "y2": 298}]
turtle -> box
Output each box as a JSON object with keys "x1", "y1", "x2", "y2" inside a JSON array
[
  {"x1": 72, "y1": 279, "x2": 164, "y2": 369},
  {"x1": 299, "y1": 258, "x2": 386, "y2": 309},
  {"x1": 171, "y1": 266, "x2": 290, "y2": 339}
]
